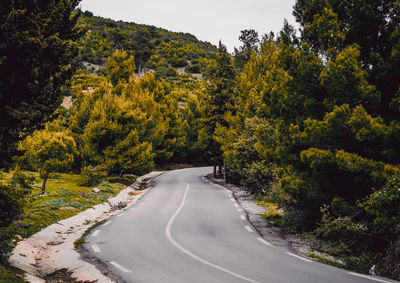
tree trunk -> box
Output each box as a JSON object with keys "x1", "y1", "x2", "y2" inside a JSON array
[
  {"x1": 119, "y1": 170, "x2": 124, "y2": 178},
  {"x1": 213, "y1": 165, "x2": 217, "y2": 178},
  {"x1": 218, "y1": 163, "x2": 222, "y2": 178},
  {"x1": 223, "y1": 163, "x2": 226, "y2": 183},
  {"x1": 41, "y1": 171, "x2": 49, "y2": 195}
]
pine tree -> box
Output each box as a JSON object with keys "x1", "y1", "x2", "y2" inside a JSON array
[{"x1": 201, "y1": 41, "x2": 236, "y2": 177}]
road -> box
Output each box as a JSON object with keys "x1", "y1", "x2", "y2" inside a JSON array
[{"x1": 85, "y1": 167, "x2": 396, "y2": 283}]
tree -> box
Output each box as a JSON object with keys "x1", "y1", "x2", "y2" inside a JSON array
[
  {"x1": 0, "y1": 0, "x2": 82, "y2": 166},
  {"x1": 106, "y1": 50, "x2": 136, "y2": 87},
  {"x1": 18, "y1": 129, "x2": 77, "y2": 194},
  {"x1": 201, "y1": 41, "x2": 236, "y2": 177},
  {"x1": 234, "y1": 29, "x2": 260, "y2": 71},
  {"x1": 293, "y1": 0, "x2": 400, "y2": 118},
  {"x1": 80, "y1": 92, "x2": 153, "y2": 175}
]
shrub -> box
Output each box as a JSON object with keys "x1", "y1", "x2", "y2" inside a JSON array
[
  {"x1": 171, "y1": 58, "x2": 188, "y2": 68},
  {"x1": 240, "y1": 161, "x2": 275, "y2": 195},
  {"x1": 380, "y1": 236, "x2": 400, "y2": 280},
  {"x1": 185, "y1": 63, "x2": 201, "y2": 73},
  {"x1": 155, "y1": 67, "x2": 178, "y2": 78},
  {"x1": 315, "y1": 205, "x2": 367, "y2": 246},
  {"x1": 0, "y1": 167, "x2": 33, "y2": 227},
  {"x1": 279, "y1": 206, "x2": 309, "y2": 233},
  {"x1": 360, "y1": 175, "x2": 400, "y2": 240},
  {"x1": 0, "y1": 229, "x2": 15, "y2": 264},
  {"x1": 79, "y1": 165, "x2": 106, "y2": 187}
]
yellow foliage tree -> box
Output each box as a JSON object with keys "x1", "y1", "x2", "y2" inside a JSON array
[{"x1": 18, "y1": 129, "x2": 77, "y2": 195}]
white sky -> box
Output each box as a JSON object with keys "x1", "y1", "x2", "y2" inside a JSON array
[{"x1": 79, "y1": 0, "x2": 298, "y2": 53}]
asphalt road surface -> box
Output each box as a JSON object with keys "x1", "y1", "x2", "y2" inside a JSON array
[{"x1": 85, "y1": 167, "x2": 397, "y2": 283}]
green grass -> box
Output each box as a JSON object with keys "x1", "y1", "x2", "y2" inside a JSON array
[
  {"x1": 254, "y1": 200, "x2": 283, "y2": 225},
  {"x1": 307, "y1": 252, "x2": 347, "y2": 269},
  {"x1": 0, "y1": 264, "x2": 27, "y2": 282},
  {"x1": 0, "y1": 170, "x2": 133, "y2": 281},
  {"x1": 0, "y1": 171, "x2": 129, "y2": 239}
]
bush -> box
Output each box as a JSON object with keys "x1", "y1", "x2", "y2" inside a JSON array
[
  {"x1": 344, "y1": 254, "x2": 374, "y2": 275},
  {"x1": 155, "y1": 67, "x2": 178, "y2": 78},
  {"x1": 185, "y1": 63, "x2": 201, "y2": 73},
  {"x1": 79, "y1": 165, "x2": 106, "y2": 187},
  {"x1": 380, "y1": 236, "x2": 400, "y2": 280},
  {"x1": 0, "y1": 229, "x2": 15, "y2": 264},
  {"x1": 360, "y1": 175, "x2": 400, "y2": 240},
  {"x1": 315, "y1": 205, "x2": 367, "y2": 246},
  {"x1": 0, "y1": 185, "x2": 24, "y2": 228},
  {"x1": 171, "y1": 58, "x2": 188, "y2": 68},
  {"x1": 240, "y1": 161, "x2": 275, "y2": 195},
  {"x1": 0, "y1": 167, "x2": 33, "y2": 227},
  {"x1": 279, "y1": 206, "x2": 309, "y2": 233}
]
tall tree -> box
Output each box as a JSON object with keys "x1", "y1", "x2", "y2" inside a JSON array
[
  {"x1": 234, "y1": 29, "x2": 260, "y2": 71},
  {"x1": 201, "y1": 41, "x2": 236, "y2": 177},
  {"x1": 0, "y1": 0, "x2": 82, "y2": 166}
]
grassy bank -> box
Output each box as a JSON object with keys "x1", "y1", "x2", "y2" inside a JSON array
[{"x1": 0, "y1": 170, "x2": 134, "y2": 281}]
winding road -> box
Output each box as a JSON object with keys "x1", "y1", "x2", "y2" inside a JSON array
[{"x1": 85, "y1": 167, "x2": 396, "y2": 283}]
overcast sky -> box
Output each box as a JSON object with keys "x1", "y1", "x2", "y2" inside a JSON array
[{"x1": 79, "y1": 0, "x2": 298, "y2": 52}]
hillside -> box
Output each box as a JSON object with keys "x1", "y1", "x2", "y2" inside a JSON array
[{"x1": 76, "y1": 11, "x2": 217, "y2": 80}]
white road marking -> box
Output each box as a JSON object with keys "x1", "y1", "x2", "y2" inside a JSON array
[
  {"x1": 286, "y1": 252, "x2": 313, "y2": 263},
  {"x1": 230, "y1": 198, "x2": 235, "y2": 202},
  {"x1": 92, "y1": 230, "x2": 100, "y2": 237},
  {"x1": 103, "y1": 221, "x2": 111, "y2": 226},
  {"x1": 348, "y1": 272, "x2": 393, "y2": 283},
  {"x1": 234, "y1": 203, "x2": 239, "y2": 208},
  {"x1": 245, "y1": 225, "x2": 253, "y2": 232},
  {"x1": 91, "y1": 244, "x2": 100, "y2": 253},
  {"x1": 237, "y1": 208, "x2": 243, "y2": 213},
  {"x1": 117, "y1": 212, "x2": 125, "y2": 217},
  {"x1": 240, "y1": 215, "x2": 246, "y2": 220},
  {"x1": 257, "y1": 237, "x2": 272, "y2": 246},
  {"x1": 165, "y1": 176, "x2": 260, "y2": 283},
  {"x1": 110, "y1": 261, "x2": 131, "y2": 273}
]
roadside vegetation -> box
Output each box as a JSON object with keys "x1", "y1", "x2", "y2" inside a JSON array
[{"x1": 0, "y1": 0, "x2": 399, "y2": 281}]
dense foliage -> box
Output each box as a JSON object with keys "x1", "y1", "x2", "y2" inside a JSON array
[
  {"x1": 216, "y1": 0, "x2": 400, "y2": 278},
  {"x1": 0, "y1": 0, "x2": 82, "y2": 167},
  {"x1": 76, "y1": 12, "x2": 217, "y2": 79}
]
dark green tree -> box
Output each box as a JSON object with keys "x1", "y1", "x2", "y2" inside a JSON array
[
  {"x1": 0, "y1": 0, "x2": 82, "y2": 166},
  {"x1": 234, "y1": 29, "x2": 260, "y2": 71},
  {"x1": 201, "y1": 41, "x2": 236, "y2": 177},
  {"x1": 293, "y1": 0, "x2": 400, "y2": 118}
]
